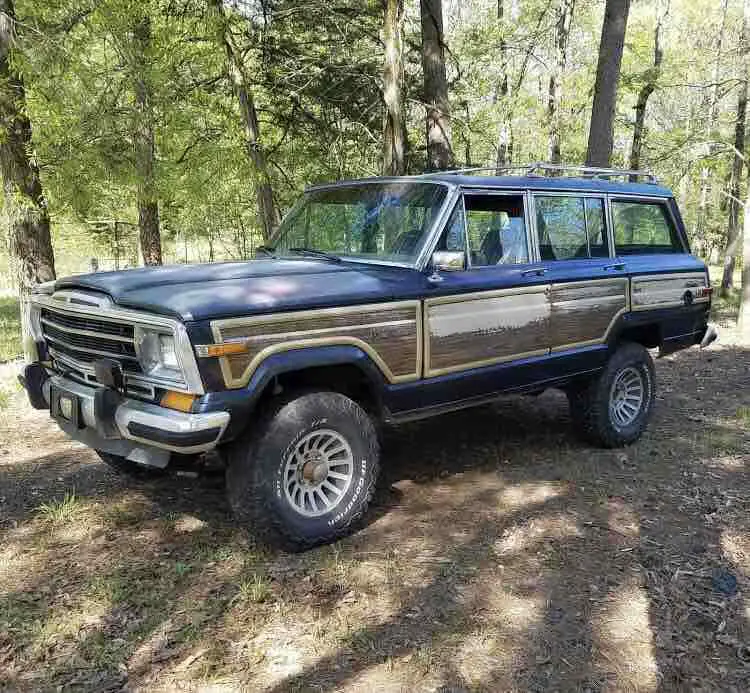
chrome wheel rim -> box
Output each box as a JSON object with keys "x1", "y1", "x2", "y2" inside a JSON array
[
  {"x1": 609, "y1": 366, "x2": 645, "y2": 429},
  {"x1": 282, "y1": 429, "x2": 354, "y2": 517}
]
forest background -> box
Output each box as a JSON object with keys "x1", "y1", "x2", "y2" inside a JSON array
[{"x1": 0, "y1": 0, "x2": 748, "y2": 359}]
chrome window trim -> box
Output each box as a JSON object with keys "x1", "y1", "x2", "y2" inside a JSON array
[
  {"x1": 422, "y1": 186, "x2": 535, "y2": 270},
  {"x1": 270, "y1": 178, "x2": 459, "y2": 271},
  {"x1": 530, "y1": 190, "x2": 615, "y2": 261},
  {"x1": 607, "y1": 194, "x2": 687, "y2": 254},
  {"x1": 415, "y1": 184, "x2": 462, "y2": 270},
  {"x1": 527, "y1": 191, "x2": 540, "y2": 262},
  {"x1": 32, "y1": 292, "x2": 204, "y2": 395}
]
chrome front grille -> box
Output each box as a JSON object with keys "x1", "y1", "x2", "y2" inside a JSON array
[
  {"x1": 31, "y1": 288, "x2": 205, "y2": 396},
  {"x1": 40, "y1": 308, "x2": 142, "y2": 373}
]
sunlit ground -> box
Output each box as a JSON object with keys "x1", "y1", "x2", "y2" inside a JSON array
[{"x1": 0, "y1": 341, "x2": 748, "y2": 691}]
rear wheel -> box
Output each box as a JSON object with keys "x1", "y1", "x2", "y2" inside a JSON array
[
  {"x1": 227, "y1": 391, "x2": 380, "y2": 552},
  {"x1": 567, "y1": 342, "x2": 656, "y2": 448}
]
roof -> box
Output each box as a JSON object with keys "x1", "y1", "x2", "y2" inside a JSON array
[
  {"x1": 424, "y1": 173, "x2": 673, "y2": 197},
  {"x1": 307, "y1": 174, "x2": 673, "y2": 198}
]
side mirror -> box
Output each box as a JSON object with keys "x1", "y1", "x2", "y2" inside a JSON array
[{"x1": 431, "y1": 250, "x2": 465, "y2": 272}]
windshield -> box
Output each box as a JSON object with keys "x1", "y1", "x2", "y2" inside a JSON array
[{"x1": 272, "y1": 182, "x2": 449, "y2": 265}]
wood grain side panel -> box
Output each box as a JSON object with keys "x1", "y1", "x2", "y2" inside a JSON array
[
  {"x1": 426, "y1": 288, "x2": 550, "y2": 375},
  {"x1": 550, "y1": 279, "x2": 628, "y2": 348},
  {"x1": 631, "y1": 272, "x2": 709, "y2": 311},
  {"x1": 213, "y1": 302, "x2": 420, "y2": 387}
]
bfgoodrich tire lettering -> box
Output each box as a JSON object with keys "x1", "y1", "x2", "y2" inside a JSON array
[
  {"x1": 227, "y1": 391, "x2": 380, "y2": 551},
  {"x1": 567, "y1": 342, "x2": 656, "y2": 448}
]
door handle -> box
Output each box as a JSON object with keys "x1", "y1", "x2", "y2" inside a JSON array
[
  {"x1": 521, "y1": 267, "x2": 548, "y2": 277},
  {"x1": 604, "y1": 263, "x2": 626, "y2": 271}
]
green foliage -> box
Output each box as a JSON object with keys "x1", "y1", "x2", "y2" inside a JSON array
[
  {"x1": 0, "y1": 0, "x2": 743, "y2": 280},
  {"x1": 0, "y1": 296, "x2": 21, "y2": 362}
]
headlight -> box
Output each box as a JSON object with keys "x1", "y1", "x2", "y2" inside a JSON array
[{"x1": 134, "y1": 326, "x2": 182, "y2": 381}]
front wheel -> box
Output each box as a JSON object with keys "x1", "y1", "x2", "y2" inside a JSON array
[
  {"x1": 227, "y1": 391, "x2": 380, "y2": 552},
  {"x1": 567, "y1": 342, "x2": 656, "y2": 448}
]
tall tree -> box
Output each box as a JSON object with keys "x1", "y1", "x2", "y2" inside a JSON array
[
  {"x1": 132, "y1": 14, "x2": 162, "y2": 266},
  {"x1": 382, "y1": 0, "x2": 406, "y2": 175},
  {"x1": 211, "y1": 0, "x2": 279, "y2": 241},
  {"x1": 628, "y1": 0, "x2": 668, "y2": 171},
  {"x1": 495, "y1": 0, "x2": 511, "y2": 168},
  {"x1": 740, "y1": 180, "x2": 750, "y2": 341},
  {"x1": 547, "y1": 0, "x2": 575, "y2": 164},
  {"x1": 420, "y1": 0, "x2": 453, "y2": 170},
  {"x1": 695, "y1": 0, "x2": 729, "y2": 249},
  {"x1": 586, "y1": 0, "x2": 631, "y2": 167},
  {"x1": 721, "y1": 0, "x2": 750, "y2": 294},
  {"x1": 0, "y1": 0, "x2": 55, "y2": 332}
]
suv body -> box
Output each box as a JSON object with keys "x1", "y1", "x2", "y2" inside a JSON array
[{"x1": 21, "y1": 164, "x2": 716, "y2": 549}]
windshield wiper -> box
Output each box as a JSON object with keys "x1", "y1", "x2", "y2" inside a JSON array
[{"x1": 288, "y1": 247, "x2": 342, "y2": 263}]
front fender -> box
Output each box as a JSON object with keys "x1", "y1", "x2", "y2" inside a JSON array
[{"x1": 193, "y1": 344, "x2": 391, "y2": 441}]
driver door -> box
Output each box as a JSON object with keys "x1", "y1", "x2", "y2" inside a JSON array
[{"x1": 423, "y1": 190, "x2": 552, "y2": 381}]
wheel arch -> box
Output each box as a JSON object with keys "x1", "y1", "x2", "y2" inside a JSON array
[
  {"x1": 608, "y1": 315, "x2": 662, "y2": 350},
  {"x1": 203, "y1": 344, "x2": 392, "y2": 442}
]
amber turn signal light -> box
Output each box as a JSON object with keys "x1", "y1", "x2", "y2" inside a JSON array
[
  {"x1": 195, "y1": 342, "x2": 249, "y2": 358},
  {"x1": 160, "y1": 390, "x2": 196, "y2": 413}
]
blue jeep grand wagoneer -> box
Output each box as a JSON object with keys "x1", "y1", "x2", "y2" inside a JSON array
[{"x1": 21, "y1": 163, "x2": 716, "y2": 550}]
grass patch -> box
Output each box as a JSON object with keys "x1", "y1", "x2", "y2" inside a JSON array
[
  {"x1": 36, "y1": 492, "x2": 82, "y2": 525},
  {"x1": 736, "y1": 406, "x2": 750, "y2": 424},
  {"x1": 235, "y1": 573, "x2": 272, "y2": 604},
  {"x1": 0, "y1": 296, "x2": 21, "y2": 362}
]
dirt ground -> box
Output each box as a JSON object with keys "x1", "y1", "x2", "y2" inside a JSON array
[{"x1": 1, "y1": 339, "x2": 749, "y2": 692}]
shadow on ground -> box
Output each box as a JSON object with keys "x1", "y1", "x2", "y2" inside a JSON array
[{"x1": 1, "y1": 345, "x2": 749, "y2": 691}]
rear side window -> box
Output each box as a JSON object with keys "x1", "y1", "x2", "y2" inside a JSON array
[
  {"x1": 611, "y1": 201, "x2": 683, "y2": 255},
  {"x1": 535, "y1": 196, "x2": 608, "y2": 260}
]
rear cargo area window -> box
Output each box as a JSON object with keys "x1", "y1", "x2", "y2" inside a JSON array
[{"x1": 612, "y1": 201, "x2": 683, "y2": 255}]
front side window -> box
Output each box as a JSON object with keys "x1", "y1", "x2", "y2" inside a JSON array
[
  {"x1": 273, "y1": 182, "x2": 449, "y2": 264},
  {"x1": 536, "y1": 196, "x2": 608, "y2": 261},
  {"x1": 463, "y1": 193, "x2": 529, "y2": 266},
  {"x1": 611, "y1": 200, "x2": 683, "y2": 255}
]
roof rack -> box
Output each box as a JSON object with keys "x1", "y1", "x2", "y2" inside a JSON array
[{"x1": 421, "y1": 161, "x2": 659, "y2": 184}]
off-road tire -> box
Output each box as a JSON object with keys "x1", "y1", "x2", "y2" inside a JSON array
[
  {"x1": 227, "y1": 391, "x2": 380, "y2": 552},
  {"x1": 567, "y1": 342, "x2": 656, "y2": 448},
  {"x1": 96, "y1": 451, "x2": 166, "y2": 478}
]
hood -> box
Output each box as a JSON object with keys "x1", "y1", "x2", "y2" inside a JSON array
[{"x1": 53, "y1": 258, "x2": 424, "y2": 322}]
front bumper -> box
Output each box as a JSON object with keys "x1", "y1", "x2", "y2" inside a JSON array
[{"x1": 21, "y1": 365, "x2": 229, "y2": 468}]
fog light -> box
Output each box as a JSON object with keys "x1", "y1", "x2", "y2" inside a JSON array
[{"x1": 60, "y1": 396, "x2": 74, "y2": 420}]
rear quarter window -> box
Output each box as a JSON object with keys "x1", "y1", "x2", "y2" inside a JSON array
[{"x1": 612, "y1": 200, "x2": 684, "y2": 255}]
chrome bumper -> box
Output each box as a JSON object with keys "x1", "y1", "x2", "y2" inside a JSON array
[
  {"x1": 700, "y1": 323, "x2": 718, "y2": 348},
  {"x1": 42, "y1": 375, "x2": 229, "y2": 468}
]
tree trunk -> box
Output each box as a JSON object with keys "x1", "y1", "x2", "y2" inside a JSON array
[
  {"x1": 740, "y1": 184, "x2": 750, "y2": 341},
  {"x1": 211, "y1": 0, "x2": 279, "y2": 241},
  {"x1": 0, "y1": 0, "x2": 55, "y2": 336},
  {"x1": 420, "y1": 0, "x2": 453, "y2": 170},
  {"x1": 382, "y1": 0, "x2": 406, "y2": 175},
  {"x1": 629, "y1": 0, "x2": 667, "y2": 171},
  {"x1": 585, "y1": 0, "x2": 631, "y2": 167},
  {"x1": 721, "y1": 0, "x2": 750, "y2": 295},
  {"x1": 695, "y1": 0, "x2": 729, "y2": 248},
  {"x1": 132, "y1": 15, "x2": 161, "y2": 266},
  {"x1": 547, "y1": 0, "x2": 575, "y2": 165},
  {"x1": 495, "y1": 0, "x2": 512, "y2": 168}
]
